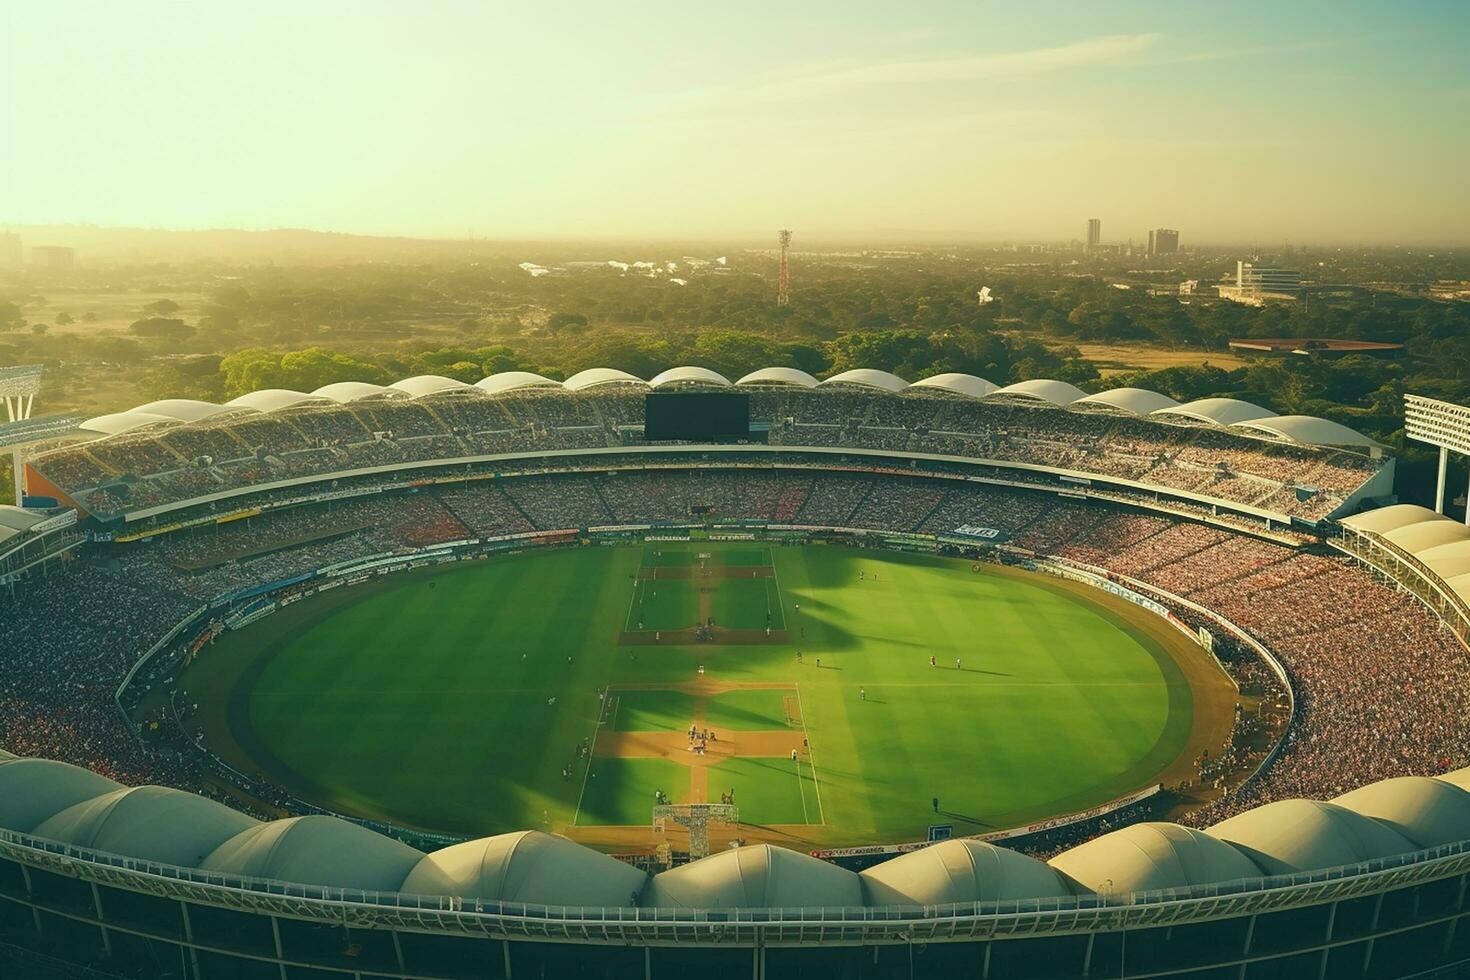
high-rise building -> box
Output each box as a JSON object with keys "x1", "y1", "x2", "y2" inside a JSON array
[
  {"x1": 30, "y1": 246, "x2": 75, "y2": 271},
  {"x1": 1217, "y1": 261, "x2": 1301, "y2": 304},
  {"x1": 0, "y1": 233, "x2": 21, "y2": 267},
  {"x1": 1148, "y1": 228, "x2": 1180, "y2": 256},
  {"x1": 1086, "y1": 218, "x2": 1101, "y2": 252}
]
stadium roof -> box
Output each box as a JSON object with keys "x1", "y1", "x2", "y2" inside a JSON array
[
  {"x1": 312, "y1": 382, "x2": 404, "y2": 402},
  {"x1": 819, "y1": 368, "x2": 909, "y2": 392},
  {"x1": 1416, "y1": 541, "x2": 1470, "y2": 580},
  {"x1": 389, "y1": 375, "x2": 474, "y2": 397},
  {"x1": 55, "y1": 368, "x2": 1381, "y2": 454},
  {"x1": 1333, "y1": 777, "x2": 1470, "y2": 849},
  {"x1": 0, "y1": 758, "x2": 123, "y2": 833},
  {"x1": 402, "y1": 830, "x2": 647, "y2": 906},
  {"x1": 1049, "y1": 823, "x2": 1263, "y2": 894},
  {"x1": 649, "y1": 366, "x2": 733, "y2": 388},
  {"x1": 642, "y1": 844, "x2": 864, "y2": 909},
  {"x1": 131, "y1": 399, "x2": 237, "y2": 423},
  {"x1": 906, "y1": 373, "x2": 1001, "y2": 398},
  {"x1": 992, "y1": 379, "x2": 1087, "y2": 405},
  {"x1": 735, "y1": 367, "x2": 820, "y2": 388},
  {"x1": 225, "y1": 389, "x2": 328, "y2": 413},
  {"x1": 1073, "y1": 387, "x2": 1181, "y2": 415},
  {"x1": 201, "y1": 815, "x2": 427, "y2": 892},
  {"x1": 474, "y1": 372, "x2": 561, "y2": 394},
  {"x1": 1381, "y1": 520, "x2": 1470, "y2": 555},
  {"x1": 0, "y1": 505, "x2": 63, "y2": 546},
  {"x1": 1205, "y1": 799, "x2": 1417, "y2": 875},
  {"x1": 33, "y1": 785, "x2": 259, "y2": 868},
  {"x1": 5, "y1": 753, "x2": 1470, "y2": 909},
  {"x1": 562, "y1": 368, "x2": 648, "y2": 390},
  {"x1": 1234, "y1": 415, "x2": 1382, "y2": 449},
  {"x1": 78, "y1": 411, "x2": 180, "y2": 436},
  {"x1": 1154, "y1": 397, "x2": 1277, "y2": 427},
  {"x1": 1340, "y1": 504, "x2": 1453, "y2": 535},
  {"x1": 859, "y1": 839, "x2": 1070, "y2": 906}
]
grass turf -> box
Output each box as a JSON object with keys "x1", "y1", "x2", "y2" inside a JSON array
[{"x1": 182, "y1": 542, "x2": 1214, "y2": 845}]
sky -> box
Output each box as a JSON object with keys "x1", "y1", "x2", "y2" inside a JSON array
[{"x1": 2, "y1": 1, "x2": 1468, "y2": 245}]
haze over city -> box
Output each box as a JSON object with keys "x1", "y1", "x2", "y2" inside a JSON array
[{"x1": 4, "y1": 0, "x2": 1468, "y2": 244}]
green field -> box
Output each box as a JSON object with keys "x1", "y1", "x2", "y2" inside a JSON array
[{"x1": 181, "y1": 542, "x2": 1227, "y2": 847}]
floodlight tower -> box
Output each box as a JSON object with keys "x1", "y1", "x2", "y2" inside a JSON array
[
  {"x1": 777, "y1": 229, "x2": 792, "y2": 307},
  {"x1": 0, "y1": 366, "x2": 46, "y2": 504}
]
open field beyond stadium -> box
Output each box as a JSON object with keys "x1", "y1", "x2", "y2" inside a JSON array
[{"x1": 180, "y1": 542, "x2": 1236, "y2": 851}]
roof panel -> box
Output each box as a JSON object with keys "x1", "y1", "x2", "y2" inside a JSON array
[
  {"x1": 648, "y1": 366, "x2": 733, "y2": 388},
  {"x1": 403, "y1": 830, "x2": 647, "y2": 906},
  {"x1": 562, "y1": 368, "x2": 648, "y2": 391},
  {"x1": 311, "y1": 382, "x2": 404, "y2": 403},
  {"x1": 1414, "y1": 540, "x2": 1470, "y2": 580},
  {"x1": 78, "y1": 411, "x2": 180, "y2": 437},
  {"x1": 0, "y1": 759, "x2": 122, "y2": 833},
  {"x1": 1153, "y1": 397, "x2": 1277, "y2": 427},
  {"x1": 1206, "y1": 799, "x2": 1417, "y2": 875},
  {"x1": 819, "y1": 369, "x2": 909, "y2": 392},
  {"x1": 906, "y1": 373, "x2": 1000, "y2": 398},
  {"x1": 474, "y1": 372, "x2": 561, "y2": 395},
  {"x1": 33, "y1": 786, "x2": 259, "y2": 867},
  {"x1": 1074, "y1": 387, "x2": 1181, "y2": 415},
  {"x1": 861, "y1": 839, "x2": 1070, "y2": 906},
  {"x1": 389, "y1": 375, "x2": 474, "y2": 398},
  {"x1": 131, "y1": 399, "x2": 236, "y2": 422},
  {"x1": 1233, "y1": 415, "x2": 1378, "y2": 448},
  {"x1": 1333, "y1": 777, "x2": 1470, "y2": 849},
  {"x1": 201, "y1": 815, "x2": 425, "y2": 891},
  {"x1": 643, "y1": 844, "x2": 862, "y2": 909},
  {"x1": 1382, "y1": 521, "x2": 1470, "y2": 556},
  {"x1": 735, "y1": 367, "x2": 819, "y2": 388},
  {"x1": 225, "y1": 389, "x2": 326, "y2": 413},
  {"x1": 991, "y1": 379, "x2": 1088, "y2": 405},
  {"x1": 1340, "y1": 504, "x2": 1451, "y2": 535},
  {"x1": 1050, "y1": 822, "x2": 1263, "y2": 895}
]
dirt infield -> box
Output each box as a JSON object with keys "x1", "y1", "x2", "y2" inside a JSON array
[{"x1": 591, "y1": 680, "x2": 807, "y2": 813}]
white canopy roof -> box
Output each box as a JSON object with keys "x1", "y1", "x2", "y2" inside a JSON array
[
  {"x1": 1154, "y1": 397, "x2": 1276, "y2": 427},
  {"x1": 311, "y1": 382, "x2": 403, "y2": 403},
  {"x1": 225, "y1": 389, "x2": 326, "y2": 413},
  {"x1": 389, "y1": 375, "x2": 474, "y2": 397},
  {"x1": 131, "y1": 399, "x2": 235, "y2": 423},
  {"x1": 1233, "y1": 415, "x2": 1378, "y2": 448},
  {"x1": 1206, "y1": 799, "x2": 1416, "y2": 875},
  {"x1": 402, "y1": 831, "x2": 646, "y2": 906},
  {"x1": 648, "y1": 366, "x2": 732, "y2": 388},
  {"x1": 992, "y1": 379, "x2": 1087, "y2": 405},
  {"x1": 562, "y1": 368, "x2": 648, "y2": 391},
  {"x1": 1074, "y1": 387, "x2": 1181, "y2": 415},
  {"x1": 79, "y1": 411, "x2": 180, "y2": 437},
  {"x1": 819, "y1": 369, "x2": 909, "y2": 392},
  {"x1": 474, "y1": 372, "x2": 561, "y2": 395},
  {"x1": 1381, "y1": 521, "x2": 1470, "y2": 556},
  {"x1": 906, "y1": 373, "x2": 1000, "y2": 398},
  {"x1": 736, "y1": 367, "x2": 819, "y2": 388},
  {"x1": 1340, "y1": 504, "x2": 1451, "y2": 535}
]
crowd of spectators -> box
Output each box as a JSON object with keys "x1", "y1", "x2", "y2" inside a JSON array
[{"x1": 29, "y1": 386, "x2": 1385, "y2": 522}]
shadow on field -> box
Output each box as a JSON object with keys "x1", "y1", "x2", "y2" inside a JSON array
[{"x1": 938, "y1": 810, "x2": 995, "y2": 829}]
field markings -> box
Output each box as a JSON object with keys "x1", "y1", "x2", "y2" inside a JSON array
[
  {"x1": 571, "y1": 690, "x2": 618, "y2": 827},
  {"x1": 792, "y1": 682, "x2": 826, "y2": 824}
]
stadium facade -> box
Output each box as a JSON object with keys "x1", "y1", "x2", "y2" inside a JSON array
[{"x1": 3, "y1": 370, "x2": 1468, "y2": 979}]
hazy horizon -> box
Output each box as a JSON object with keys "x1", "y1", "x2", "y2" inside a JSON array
[{"x1": 4, "y1": 1, "x2": 1468, "y2": 246}]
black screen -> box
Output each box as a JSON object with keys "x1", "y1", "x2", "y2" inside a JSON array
[{"x1": 644, "y1": 393, "x2": 750, "y2": 442}]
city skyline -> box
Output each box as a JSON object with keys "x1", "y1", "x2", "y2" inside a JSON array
[{"x1": 2, "y1": 2, "x2": 1468, "y2": 245}]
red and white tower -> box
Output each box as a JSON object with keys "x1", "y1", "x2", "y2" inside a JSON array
[{"x1": 777, "y1": 229, "x2": 791, "y2": 307}]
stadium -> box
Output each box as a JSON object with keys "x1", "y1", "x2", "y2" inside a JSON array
[{"x1": 3, "y1": 367, "x2": 1470, "y2": 980}]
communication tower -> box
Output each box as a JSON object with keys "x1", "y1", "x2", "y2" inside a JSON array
[{"x1": 777, "y1": 229, "x2": 791, "y2": 307}]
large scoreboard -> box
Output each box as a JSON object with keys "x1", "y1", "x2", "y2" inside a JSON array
[{"x1": 644, "y1": 393, "x2": 750, "y2": 442}]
